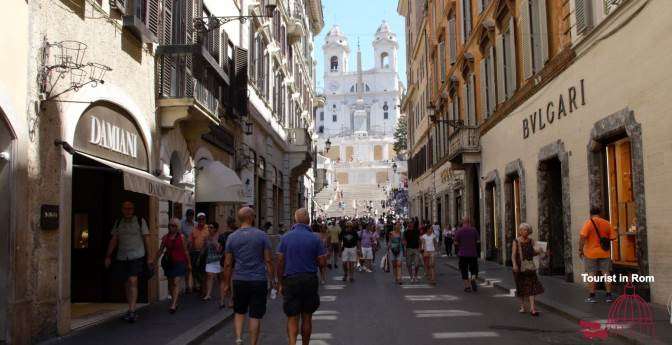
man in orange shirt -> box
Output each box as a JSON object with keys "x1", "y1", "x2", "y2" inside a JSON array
[{"x1": 579, "y1": 206, "x2": 617, "y2": 303}]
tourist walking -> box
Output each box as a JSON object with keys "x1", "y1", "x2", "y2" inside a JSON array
[
  {"x1": 443, "y1": 224, "x2": 454, "y2": 257},
  {"x1": 359, "y1": 223, "x2": 377, "y2": 272},
  {"x1": 218, "y1": 217, "x2": 236, "y2": 308},
  {"x1": 189, "y1": 213, "x2": 209, "y2": 295},
  {"x1": 340, "y1": 221, "x2": 360, "y2": 282},
  {"x1": 181, "y1": 209, "x2": 195, "y2": 291},
  {"x1": 203, "y1": 222, "x2": 223, "y2": 303},
  {"x1": 222, "y1": 207, "x2": 275, "y2": 345},
  {"x1": 104, "y1": 201, "x2": 153, "y2": 323},
  {"x1": 277, "y1": 209, "x2": 327, "y2": 345},
  {"x1": 317, "y1": 223, "x2": 330, "y2": 284},
  {"x1": 421, "y1": 226, "x2": 438, "y2": 284},
  {"x1": 403, "y1": 220, "x2": 421, "y2": 283},
  {"x1": 512, "y1": 223, "x2": 545, "y2": 316},
  {"x1": 327, "y1": 220, "x2": 341, "y2": 269},
  {"x1": 579, "y1": 206, "x2": 617, "y2": 303},
  {"x1": 388, "y1": 222, "x2": 404, "y2": 284},
  {"x1": 454, "y1": 217, "x2": 480, "y2": 292},
  {"x1": 156, "y1": 218, "x2": 191, "y2": 313}
]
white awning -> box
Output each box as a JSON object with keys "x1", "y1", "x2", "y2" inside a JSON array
[
  {"x1": 196, "y1": 160, "x2": 245, "y2": 203},
  {"x1": 77, "y1": 152, "x2": 194, "y2": 204}
]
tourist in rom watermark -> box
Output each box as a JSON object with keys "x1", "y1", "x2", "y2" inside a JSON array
[
  {"x1": 512, "y1": 223, "x2": 545, "y2": 316},
  {"x1": 579, "y1": 206, "x2": 617, "y2": 303}
]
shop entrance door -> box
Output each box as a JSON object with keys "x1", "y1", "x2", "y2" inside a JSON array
[
  {"x1": 0, "y1": 117, "x2": 12, "y2": 342},
  {"x1": 539, "y1": 158, "x2": 566, "y2": 277},
  {"x1": 71, "y1": 154, "x2": 149, "y2": 304}
]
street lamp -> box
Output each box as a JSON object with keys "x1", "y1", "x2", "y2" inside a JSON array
[
  {"x1": 428, "y1": 105, "x2": 465, "y2": 129},
  {"x1": 194, "y1": 0, "x2": 277, "y2": 33}
]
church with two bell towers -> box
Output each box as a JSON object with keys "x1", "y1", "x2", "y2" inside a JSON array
[{"x1": 316, "y1": 21, "x2": 405, "y2": 188}]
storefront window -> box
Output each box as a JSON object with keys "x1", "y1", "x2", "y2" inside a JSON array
[{"x1": 605, "y1": 137, "x2": 637, "y2": 266}]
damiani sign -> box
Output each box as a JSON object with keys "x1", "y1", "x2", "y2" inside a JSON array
[
  {"x1": 89, "y1": 115, "x2": 139, "y2": 158},
  {"x1": 74, "y1": 104, "x2": 149, "y2": 171},
  {"x1": 522, "y1": 79, "x2": 586, "y2": 139}
]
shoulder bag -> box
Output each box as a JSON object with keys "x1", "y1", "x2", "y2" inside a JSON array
[
  {"x1": 517, "y1": 239, "x2": 537, "y2": 272},
  {"x1": 590, "y1": 218, "x2": 611, "y2": 251}
]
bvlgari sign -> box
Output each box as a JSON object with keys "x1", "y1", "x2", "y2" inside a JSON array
[
  {"x1": 522, "y1": 79, "x2": 586, "y2": 139},
  {"x1": 74, "y1": 104, "x2": 148, "y2": 170}
]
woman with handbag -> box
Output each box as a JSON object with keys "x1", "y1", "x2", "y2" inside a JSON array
[
  {"x1": 156, "y1": 218, "x2": 191, "y2": 314},
  {"x1": 512, "y1": 223, "x2": 545, "y2": 316}
]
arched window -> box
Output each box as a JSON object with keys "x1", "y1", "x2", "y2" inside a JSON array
[
  {"x1": 381, "y1": 52, "x2": 390, "y2": 68},
  {"x1": 330, "y1": 56, "x2": 339, "y2": 71},
  {"x1": 383, "y1": 101, "x2": 389, "y2": 119}
]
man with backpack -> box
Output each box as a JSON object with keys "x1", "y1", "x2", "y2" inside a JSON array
[
  {"x1": 104, "y1": 201, "x2": 153, "y2": 323},
  {"x1": 579, "y1": 206, "x2": 617, "y2": 303}
]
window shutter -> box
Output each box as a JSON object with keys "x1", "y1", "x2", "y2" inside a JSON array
[
  {"x1": 477, "y1": 0, "x2": 483, "y2": 14},
  {"x1": 479, "y1": 59, "x2": 487, "y2": 118},
  {"x1": 439, "y1": 40, "x2": 446, "y2": 82},
  {"x1": 463, "y1": 0, "x2": 472, "y2": 42},
  {"x1": 461, "y1": 83, "x2": 467, "y2": 125},
  {"x1": 574, "y1": 0, "x2": 593, "y2": 35},
  {"x1": 221, "y1": 30, "x2": 229, "y2": 70},
  {"x1": 185, "y1": 0, "x2": 194, "y2": 43},
  {"x1": 469, "y1": 75, "x2": 477, "y2": 125},
  {"x1": 521, "y1": 0, "x2": 533, "y2": 80},
  {"x1": 506, "y1": 17, "x2": 517, "y2": 97},
  {"x1": 459, "y1": 11, "x2": 465, "y2": 44},
  {"x1": 162, "y1": 0, "x2": 172, "y2": 45},
  {"x1": 147, "y1": 0, "x2": 160, "y2": 38},
  {"x1": 449, "y1": 17, "x2": 457, "y2": 64},
  {"x1": 495, "y1": 35, "x2": 505, "y2": 104},
  {"x1": 487, "y1": 46, "x2": 496, "y2": 113},
  {"x1": 538, "y1": 0, "x2": 549, "y2": 64}
]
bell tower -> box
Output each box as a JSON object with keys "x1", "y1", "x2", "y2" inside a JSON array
[
  {"x1": 373, "y1": 21, "x2": 398, "y2": 71},
  {"x1": 323, "y1": 25, "x2": 350, "y2": 75}
]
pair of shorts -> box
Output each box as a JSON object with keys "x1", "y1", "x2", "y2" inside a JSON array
[
  {"x1": 424, "y1": 251, "x2": 436, "y2": 265},
  {"x1": 389, "y1": 248, "x2": 403, "y2": 261},
  {"x1": 342, "y1": 247, "x2": 357, "y2": 262},
  {"x1": 361, "y1": 247, "x2": 374, "y2": 260},
  {"x1": 232, "y1": 280, "x2": 268, "y2": 319},
  {"x1": 205, "y1": 262, "x2": 222, "y2": 274},
  {"x1": 406, "y1": 248, "x2": 421, "y2": 268},
  {"x1": 113, "y1": 258, "x2": 144, "y2": 280},
  {"x1": 584, "y1": 257, "x2": 612, "y2": 273},
  {"x1": 163, "y1": 261, "x2": 187, "y2": 278},
  {"x1": 282, "y1": 273, "x2": 320, "y2": 316},
  {"x1": 458, "y1": 256, "x2": 479, "y2": 280}
]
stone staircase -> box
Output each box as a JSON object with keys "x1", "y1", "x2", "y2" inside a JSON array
[{"x1": 315, "y1": 184, "x2": 388, "y2": 218}]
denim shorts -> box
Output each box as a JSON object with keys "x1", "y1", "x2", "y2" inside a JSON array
[{"x1": 584, "y1": 258, "x2": 612, "y2": 273}]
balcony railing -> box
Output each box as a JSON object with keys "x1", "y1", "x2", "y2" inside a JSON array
[
  {"x1": 157, "y1": 55, "x2": 223, "y2": 117},
  {"x1": 447, "y1": 126, "x2": 481, "y2": 163}
]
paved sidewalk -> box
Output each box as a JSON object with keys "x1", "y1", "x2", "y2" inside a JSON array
[
  {"x1": 41, "y1": 292, "x2": 233, "y2": 345},
  {"x1": 444, "y1": 256, "x2": 671, "y2": 345}
]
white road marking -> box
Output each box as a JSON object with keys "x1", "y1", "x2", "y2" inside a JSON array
[
  {"x1": 433, "y1": 331, "x2": 499, "y2": 339},
  {"x1": 493, "y1": 289, "x2": 517, "y2": 297},
  {"x1": 401, "y1": 284, "x2": 433, "y2": 289},
  {"x1": 332, "y1": 276, "x2": 344, "y2": 281},
  {"x1": 313, "y1": 315, "x2": 338, "y2": 320},
  {"x1": 298, "y1": 333, "x2": 333, "y2": 340},
  {"x1": 323, "y1": 284, "x2": 346, "y2": 290},
  {"x1": 404, "y1": 295, "x2": 459, "y2": 302},
  {"x1": 320, "y1": 296, "x2": 337, "y2": 302},
  {"x1": 413, "y1": 309, "x2": 483, "y2": 318},
  {"x1": 314, "y1": 310, "x2": 339, "y2": 315}
]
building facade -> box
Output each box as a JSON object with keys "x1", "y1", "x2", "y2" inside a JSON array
[
  {"x1": 400, "y1": 0, "x2": 672, "y2": 305},
  {"x1": 315, "y1": 23, "x2": 405, "y2": 193},
  {"x1": 0, "y1": 0, "x2": 322, "y2": 343}
]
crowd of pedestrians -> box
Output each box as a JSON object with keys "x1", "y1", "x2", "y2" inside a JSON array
[{"x1": 103, "y1": 198, "x2": 621, "y2": 343}]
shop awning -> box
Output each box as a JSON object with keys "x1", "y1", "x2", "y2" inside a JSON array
[
  {"x1": 77, "y1": 152, "x2": 194, "y2": 204},
  {"x1": 196, "y1": 160, "x2": 245, "y2": 203}
]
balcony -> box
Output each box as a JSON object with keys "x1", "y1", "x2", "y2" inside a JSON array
[
  {"x1": 288, "y1": 127, "x2": 315, "y2": 178},
  {"x1": 287, "y1": 18, "x2": 306, "y2": 44},
  {"x1": 447, "y1": 126, "x2": 481, "y2": 164}
]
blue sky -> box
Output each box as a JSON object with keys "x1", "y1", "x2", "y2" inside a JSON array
[{"x1": 314, "y1": 0, "x2": 407, "y2": 90}]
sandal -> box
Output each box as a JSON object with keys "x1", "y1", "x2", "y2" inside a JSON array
[
  {"x1": 530, "y1": 311, "x2": 540, "y2": 317},
  {"x1": 518, "y1": 307, "x2": 526, "y2": 313},
  {"x1": 202, "y1": 296, "x2": 211, "y2": 301}
]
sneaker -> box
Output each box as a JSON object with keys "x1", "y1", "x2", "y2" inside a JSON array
[
  {"x1": 365, "y1": 268, "x2": 372, "y2": 273},
  {"x1": 121, "y1": 311, "x2": 132, "y2": 322},
  {"x1": 342, "y1": 275, "x2": 347, "y2": 282},
  {"x1": 605, "y1": 295, "x2": 615, "y2": 303},
  {"x1": 471, "y1": 280, "x2": 478, "y2": 292},
  {"x1": 126, "y1": 311, "x2": 138, "y2": 323},
  {"x1": 585, "y1": 296, "x2": 598, "y2": 303},
  {"x1": 235, "y1": 339, "x2": 244, "y2": 345}
]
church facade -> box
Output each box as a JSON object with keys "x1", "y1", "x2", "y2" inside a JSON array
[{"x1": 316, "y1": 22, "x2": 405, "y2": 187}]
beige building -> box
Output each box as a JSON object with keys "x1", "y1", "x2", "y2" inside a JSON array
[
  {"x1": 400, "y1": 0, "x2": 672, "y2": 305},
  {"x1": 0, "y1": 0, "x2": 322, "y2": 343}
]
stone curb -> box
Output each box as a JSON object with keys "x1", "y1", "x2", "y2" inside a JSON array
[
  {"x1": 445, "y1": 261, "x2": 666, "y2": 345},
  {"x1": 168, "y1": 309, "x2": 235, "y2": 345}
]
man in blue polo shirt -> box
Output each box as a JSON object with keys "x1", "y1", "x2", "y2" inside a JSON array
[{"x1": 277, "y1": 208, "x2": 327, "y2": 345}]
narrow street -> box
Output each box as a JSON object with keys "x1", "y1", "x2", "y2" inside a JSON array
[{"x1": 200, "y1": 253, "x2": 627, "y2": 345}]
